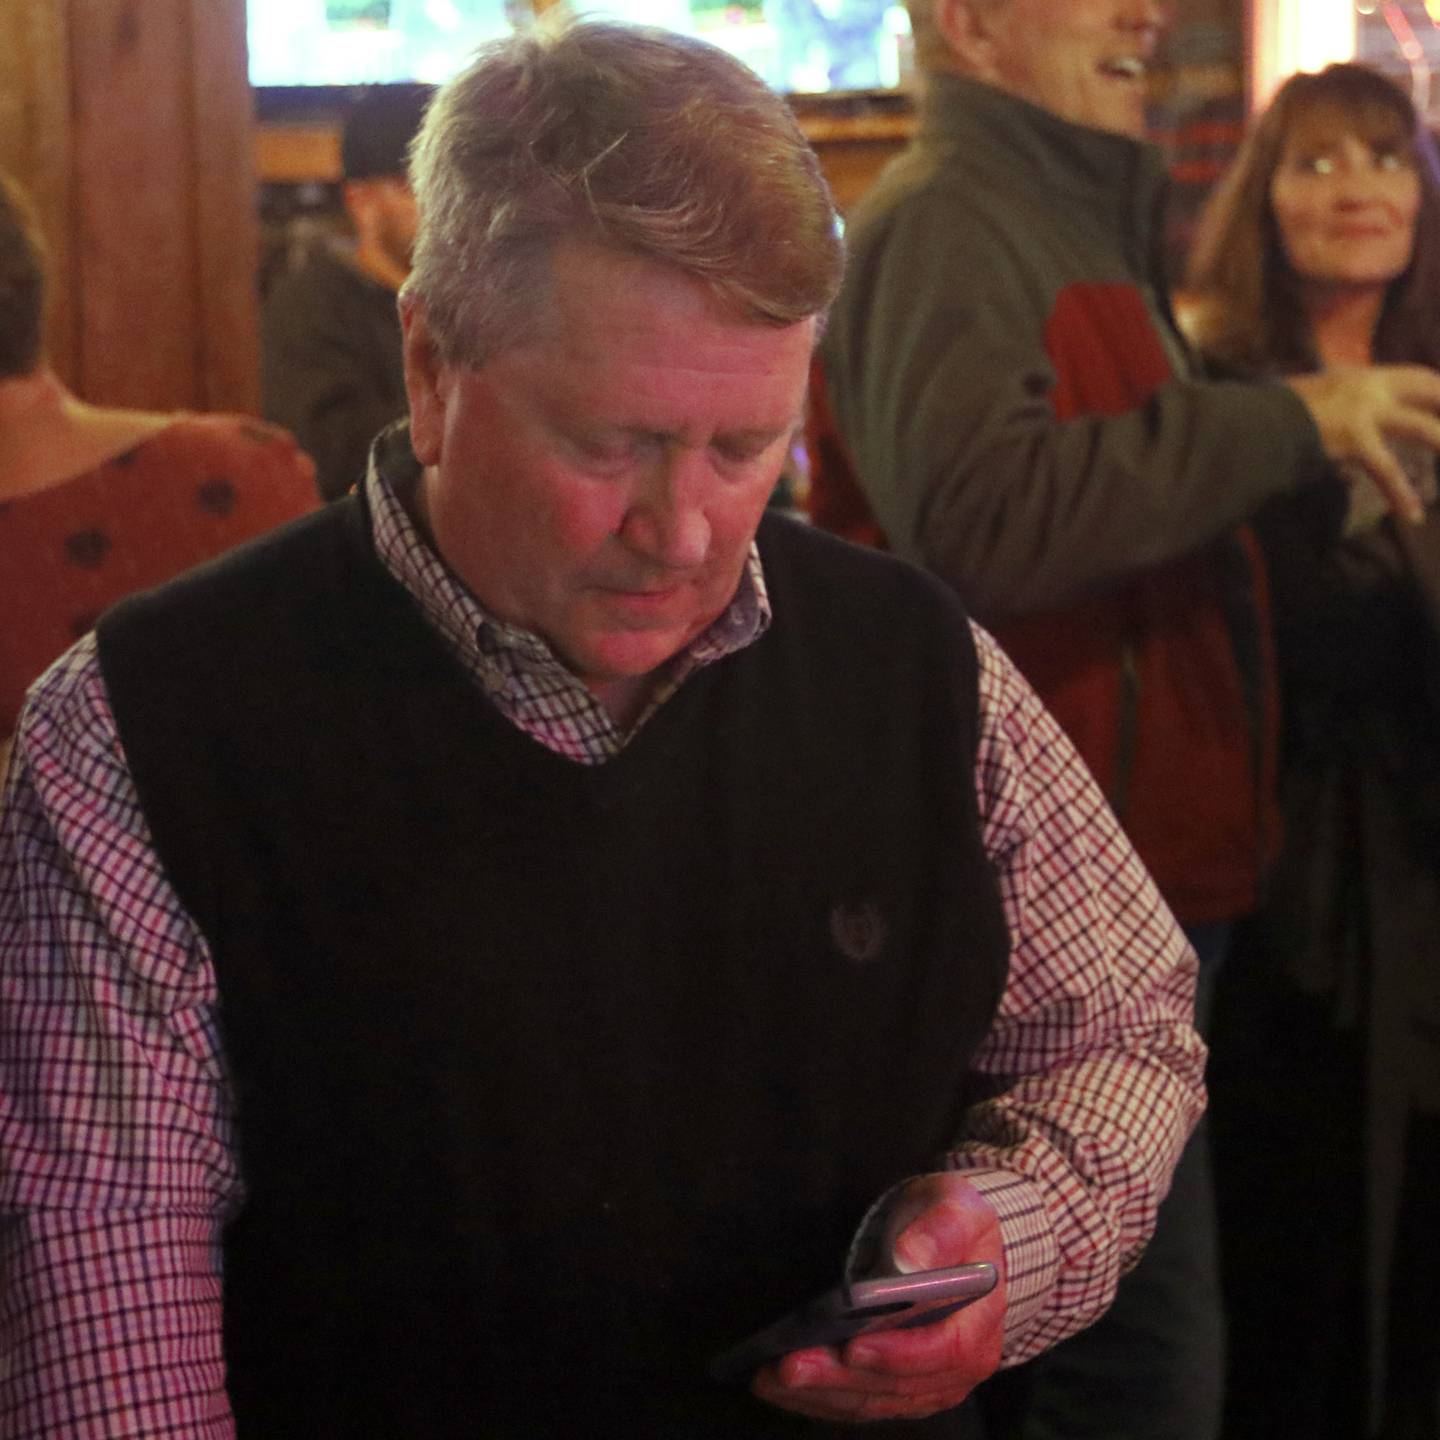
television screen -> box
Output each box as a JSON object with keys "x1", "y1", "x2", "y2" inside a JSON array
[
  {"x1": 248, "y1": 0, "x2": 913, "y2": 95},
  {"x1": 248, "y1": 0, "x2": 526, "y2": 88},
  {"x1": 579, "y1": 1, "x2": 911, "y2": 92}
]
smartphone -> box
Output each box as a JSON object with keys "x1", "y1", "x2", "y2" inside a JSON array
[{"x1": 708, "y1": 1261, "x2": 998, "y2": 1387}]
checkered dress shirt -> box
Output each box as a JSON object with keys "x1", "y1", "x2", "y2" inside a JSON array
[{"x1": 0, "y1": 457, "x2": 1204, "y2": 1438}]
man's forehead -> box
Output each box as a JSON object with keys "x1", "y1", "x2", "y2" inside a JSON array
[{"x1": 534, "y1": 241, "x2": 817, "y2": 348}]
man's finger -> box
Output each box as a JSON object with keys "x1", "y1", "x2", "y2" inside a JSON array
[
  {"x1": 756, "y1": 1328, "x2": 984, "y2": 1395},
  {"x1": 752, "y1": 1356, "x2": 974, "y2": 1422},
  {"x1": 754, "y1": 1383, "x2": 971, "y2": 1422},
  {"x1": 843, "y1": 1298, "x2": 1002, "y2": 1377}
]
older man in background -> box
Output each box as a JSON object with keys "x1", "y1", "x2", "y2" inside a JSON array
[{"x1": 808, "y1": 2, "x2": 1440, "y2": 1437}]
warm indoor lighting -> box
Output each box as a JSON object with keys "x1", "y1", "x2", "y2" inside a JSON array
[{"x1": 1249, "y1": 0, "x2": 1357, "y2": 110}]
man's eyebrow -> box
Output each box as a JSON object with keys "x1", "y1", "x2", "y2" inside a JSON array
[
  {"x1": 611, "y1": 418, "x2": 801, "y2": 447},
  {"x1": 715, "y1": 422, "x2": 799, "y2": 444}
]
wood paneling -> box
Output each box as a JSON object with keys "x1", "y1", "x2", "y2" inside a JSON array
[
  {"x1": 190, "y1": 0, "x2": 264, "y2": 413},
  {"x1": 70, "y1": 1, "x2": 200, "y2": 406},
  {"x1": 0, "y1": 0, "x2": 258, "y2": 413}
]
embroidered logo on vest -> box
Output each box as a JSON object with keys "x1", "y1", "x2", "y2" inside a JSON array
[{"x1": 829, "y1": 900, "x2": 887, "y2": 965}]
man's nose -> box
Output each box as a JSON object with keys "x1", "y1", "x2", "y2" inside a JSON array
[
  {"x1": 620, "y1": 449, "x2": 712, "y2": 568},
  {"x1": 1119, "y1": 0, "x2": 1167, "y2": 31}
]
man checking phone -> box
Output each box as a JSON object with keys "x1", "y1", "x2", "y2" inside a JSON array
[{"x1": 0, "y1": 20, "x2": 1202, "y2": 1438}]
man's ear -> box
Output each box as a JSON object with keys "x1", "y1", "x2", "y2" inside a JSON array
[
  {"x1": 342, "y1": 179, "x2": 377, "y2": 244},
  {"x1": 934, "y1": 0, "x2": 1002, "y2": 78},
  {"x1": 401, "y1": 294, "x2": 447, "y2": 467}
]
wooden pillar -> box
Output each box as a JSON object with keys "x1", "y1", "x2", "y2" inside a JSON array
[{"x1": 0, "y1": 0, "x2": 260, "y2": 414}]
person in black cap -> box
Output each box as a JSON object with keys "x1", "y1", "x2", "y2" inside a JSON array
[{"x1": 262, "y1": 83, "x2": 432, "y2": 500}]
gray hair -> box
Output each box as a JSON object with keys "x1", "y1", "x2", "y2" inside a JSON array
[{"x1": 404, "y1": 19, "x2": 844, "y2": 364}]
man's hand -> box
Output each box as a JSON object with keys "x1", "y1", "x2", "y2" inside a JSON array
[
  {"x1": 751, "y1": 1173, "x2": 1006, "y2": 1422},
  {"x1": 1287, "y1": 365, "x2": 1440, "y2": 524}
]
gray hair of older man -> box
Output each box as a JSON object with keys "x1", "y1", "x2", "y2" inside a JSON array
[
  {"x1": 0, "y1": 174, "x2": 46, "y2": 380},
  {"x1": 403, "y1": 19, "x2": 845, "y2": 366}
]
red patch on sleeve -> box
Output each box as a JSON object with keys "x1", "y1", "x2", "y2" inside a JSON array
[{"x1": 1044, "y1": 284, "x2": 1175, "y2": 420}]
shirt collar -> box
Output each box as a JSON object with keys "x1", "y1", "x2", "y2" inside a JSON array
[{"x1": 362, "y1": 420, "x2": 772, "y2": 710}]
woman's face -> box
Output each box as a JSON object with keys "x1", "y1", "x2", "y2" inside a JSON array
[{"x1": 1269, "y1": 118, "x2": 1422, "y2": 294}]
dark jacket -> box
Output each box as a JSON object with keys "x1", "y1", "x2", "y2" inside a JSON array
[
  {"x1": 809, "y1": 73, "x2": 1330, "y2": 923},
  {"x1": 261, "y1": 243, "x2": 407, "y2": 501},
  {"x1": 1214, "y1": 480, "x2": 1440, "y2": 1435}
]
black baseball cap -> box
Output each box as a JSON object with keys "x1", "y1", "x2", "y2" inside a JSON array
[{"x1": 340, "y1": 82, "x2": 434, "y2": 181}]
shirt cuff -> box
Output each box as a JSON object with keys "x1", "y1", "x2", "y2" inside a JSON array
[{"x1": 952, "y1": 1165, "x2": 1059, "y2": 1363}]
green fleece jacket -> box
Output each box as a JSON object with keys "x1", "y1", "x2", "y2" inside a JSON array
[{"x1": 811, "y1": 73, "x2": 1330, "y2": 923}]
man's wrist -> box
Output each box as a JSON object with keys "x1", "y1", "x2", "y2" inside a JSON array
[{"x1": 947, "y1": 1166, "x2": 1058, "y2": 1362}]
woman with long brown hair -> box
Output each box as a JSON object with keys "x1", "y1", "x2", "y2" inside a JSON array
[{"x1": 1186, "y1": 64, "x2": 1440, "y2": 1440}]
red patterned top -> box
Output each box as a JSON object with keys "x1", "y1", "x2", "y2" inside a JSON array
[{"x1": 0, "y1": 414, "x2": 317, "y2": 736}]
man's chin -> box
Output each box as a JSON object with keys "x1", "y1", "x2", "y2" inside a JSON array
[
  {"x1": 582, "y1": 634, "x2": 691, "y2": 682},
  {"x1": 568, "y1": 619, "x2": 708, "y2": 687}
]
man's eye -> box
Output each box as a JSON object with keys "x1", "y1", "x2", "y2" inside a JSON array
[
  {"x1": 714, "y1": 443, "x2": 763, "y2": 465},
  {"x1": 573, "y1": 436, "x2": 631, "y2": 466},
  {"x1": 1300, "y1": 154, "x2": 1335, "y2": 176},
  {"x1": 714, "y1": 435, "x2": 781, "y2": 466}
]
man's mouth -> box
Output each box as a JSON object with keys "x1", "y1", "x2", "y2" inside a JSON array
[
  {"x1": 1098, "y1": 57, "x2": 1148, "y2": 81},
  {"x1": 602, "y1": 583, "x2": 684, "y2": 606}
]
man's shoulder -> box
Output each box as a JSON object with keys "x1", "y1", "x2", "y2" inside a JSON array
[
  {"x1": 759, "y1": 508, "x2": 909, "y2": 572},
  {"x1": 846, "y1": 143, "x2": 975, "y2": 233},
  {"x1": 92, "y1": 499, "x2": 380, "y2": 756},
  {"x1": 755, "y1": 516, "x2": 985, "y2": 742},
  {"x1": 758, "y1": 512, "x2": 971, "y2": 627},
  {"x1": 840, "y1": 138, "x2": 1043, "y2": 284},
  {"x1": 18, "y1": 631, "x2": 110, "y2": 746},
  {"x1": 100, "y1": 499, "x2": 355, "y2": 644}
]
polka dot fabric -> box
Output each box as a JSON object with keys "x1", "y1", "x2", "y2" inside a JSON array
[{"x1": 1, "y1": 416, "x2": 317, "y2": 735}]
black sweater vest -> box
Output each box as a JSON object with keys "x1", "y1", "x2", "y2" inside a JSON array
[{"x1": 97, "y1": 501, "x2": 1010, "y2": 1438}]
